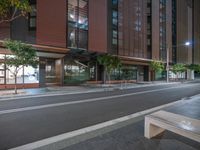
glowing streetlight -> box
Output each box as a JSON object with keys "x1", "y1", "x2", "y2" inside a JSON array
[
  {"x1": 166, "y1": 41, "x2": 191, "y2": 83},
  {"x1": 185, "y1": 42, "x2": 191, "y2": 46}
]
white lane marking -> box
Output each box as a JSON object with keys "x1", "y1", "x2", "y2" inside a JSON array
[
  {"x1": 0, "y1": 83, "x2": 180, "y2": 102},
  {"x1": 0, "y1": 84, "x2": 194, "y2": 115},
  {"x1": 9, "y1": 99, "x2": 186, "y2": 150},
  {"x1": 0, "y1": 90, "x2": 102, "y2": 102}
]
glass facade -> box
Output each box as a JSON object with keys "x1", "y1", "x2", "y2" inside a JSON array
[
  {"x1": 68, "y1": 0, "x2": 88, "y2": 50},
  {"x1": 45, "y1": 59, "x2": 57, "y2": 83},
  {"x1": 159, "y1": 0, "x2": 167, "y2": 61},
  {"x1": 0, "y1": 64, "x2": 5, "y2": 84},
  {"x1": 64, "y1": 58, "x2": 89, "y2": 84},
  {"x1": 110, "y1": 65, "x2": 137, "y2": 81},
  {"x1": 118, "y1": 0, "x2": 146, "y2": 58},
  {"x1": 0, "y1": 54, "x2": 39, "y2": 85},
  {"x1": 147, "y1": 0, "x2": 152, "y2": 59},
  {"x1": 172, "y1": 0, "x2": 177, "y2": 63},
  {"x1": 111, "y1": 0, "x2": 118, "y2": 52}
]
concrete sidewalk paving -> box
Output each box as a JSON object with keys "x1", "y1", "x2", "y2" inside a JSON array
[{"x1": 62, "y1": 95, "x2": 200, "y2": 150}]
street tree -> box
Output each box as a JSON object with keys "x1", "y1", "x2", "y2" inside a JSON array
[
  {"x1": 3, "y1": 40, "x2": 38, "y2": 94},
  {"x1": 0, "y1": 0, "x2": 32, "y2": 24},
  {"x1": 149, "y1": 60, "x2": 164, "y2": 80},
  {"x1": 171, "y1": 64, "x2": 186, "y2": 80},
  {"x1": 97, "y1": 54, "x2": 121, "y2": 84},
  {"x1": 187, "y1": 64, "x2": 200, "y2": 73}
]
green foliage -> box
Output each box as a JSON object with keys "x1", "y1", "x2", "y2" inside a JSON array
[
  {"x1": 97, "y1": 54, "x2": 121, "y2": 83},
  {"x1": 187, "y1": 64, "x2": 200, "y2": 73},
  {"x1": 171, "y1": 64, "x2": 186, "y2": 74},
  {"x1": 97, "y1": 54, "x2": 121, "y2": 74},
  {"x1": 4, "y1": 40, "x2": 38, "y2": 68},
  {"x1": 3, "y1": 40, "x2": 38, "y2": 93},
  {"x1": 149, "y1": 60, "x2": 164, "y2": 72},
  {"x1": 0, "y1": 0, "x2": 32, "y2": 23}
]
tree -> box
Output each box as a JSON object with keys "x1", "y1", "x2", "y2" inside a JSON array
[
  {"x1": 97, "y1": 54, "x2": 121, "y2": 84},
  {"x1": 149, "y1": 60, "x2": 164, "y2": 80},
  {"x1": 3, "y1": 40, "x2": 38, "y2": 94},
  {"x1": 187, "y1": 64, "x2": 200, "y2": 73},
  {"x1": 171, "y1": 64, "x2": 186, "y2": 80},
  {"x1": 0, "y1": 0, "x2": 32, "y2": 24},
  {"x1": 150, "y1": 60, "x2": 164, "y2": 72}
]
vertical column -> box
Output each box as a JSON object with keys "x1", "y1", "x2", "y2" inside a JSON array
[{"x1": 39, "y1": 58, "x2": 46, "y2": 87}]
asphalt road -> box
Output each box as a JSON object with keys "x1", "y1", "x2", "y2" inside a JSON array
[{"x1": 0, "y1": 82, "x2": 200, "y2": 149}]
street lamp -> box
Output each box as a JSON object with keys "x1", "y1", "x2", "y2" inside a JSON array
[
  {"x1": 185, "y1": 42, "x2": 191, "y2": 46},
  {"x1": 166, "y1": 41, "x2": 191, "y2": 83}
]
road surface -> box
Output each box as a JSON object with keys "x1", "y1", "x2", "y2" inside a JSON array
[{"x1": 0, "y1": 82, "x2": 200, "y2": 149}]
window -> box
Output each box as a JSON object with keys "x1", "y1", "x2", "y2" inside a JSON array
[
  {"x1": 112, "y1": 11, "x2": 118, "y2": 26},
  {"x1": 24, "y1": 66, "x2": 39, "y2": 83},
  {"x1": 159, "y1": 0, "x2": 167, "y2": 60},
  {"x1": 29, "y1": 0, "x2": 36, "y2": 30},
  {"x1": 64, "y1": 59, "x2": 89, "y2": 84},
  {"x1": 68, "y1": 0, "x2": 88, "y2": 50},
  {"x1": 111, "y1": 0, "x2": 118, "y2": 51},
  {"x1": 0, "y1": 64, "x2": 5, "y2": 84},
  {"x1": 0, "y1": 54, "x2": 5, "y2": 59},
  {"x1": 112, "y1": 39, "x2": 118, "y2": 45}
]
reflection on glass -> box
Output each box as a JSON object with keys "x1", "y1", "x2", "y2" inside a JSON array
[
  {"x1": 78, "y1": 29, "x2": 88, "y2": 49},
  {"x1": 5, "y1": 65, "x2": 39, "y2": 84},
  {"x1": 0, "y1": 54, "x2": 5, "y2": 59},
  {"x1": 112, "y1": 11, "x2": 118, "y2": 26},
  {"x1": 24, "y1": 66, "x2": 39, "y2": 83},
  {"x1": 68, "y1": 0, "x2": 88, "y2": 49},
  {"x1": 6, "y1": 66, "x2": 23, "y2": 84},
  {"x1": 45, "y1": 59, "x2": 56, "y2": 83},
  {"x1": 0, "y1": 64, "x2": 5, "y2": 84},
  {"x1": 110, "y1": 65, "x2": 137, "y2": 80},
  {"x1": 0, "y1": 54, "x2": 39, "y2": 84},
  {"x1": 64, "y1": 60, "x2": 89, "y2": 84},
  {"x1": 68, "y1": 0, "x2": 78, "y2": 22},
  {"x1": 159, "y1": 0, "x2": 167, "y2": 60},
  {"x1": 0, "y1": 64, "x2": 4, "y2": 70}
]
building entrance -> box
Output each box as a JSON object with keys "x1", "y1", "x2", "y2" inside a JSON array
[
  {"x1": 45, "y1": 58, "x2": 62, "y2": 85},
  {"x1": 39, "y1": 57, "x2": 63, "y2": 87}
]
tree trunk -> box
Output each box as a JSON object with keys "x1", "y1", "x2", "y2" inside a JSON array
[
  {"x1": 104, "y1": 67, "x2": 107, "y2": 84},
  {"x1": 108, "y1": 72, "x2": 111, "y2": 86},
  {"x1": 14, "y1": 74, "x2": 17, "y2": 94}
]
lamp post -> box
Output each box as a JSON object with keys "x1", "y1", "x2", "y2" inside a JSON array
[
  {"x1": 166, "y1": 42, "x2": 191, "y2": 83},
  {"x1": 166, "y1": 47, "x2": 170, "y2": 83}
]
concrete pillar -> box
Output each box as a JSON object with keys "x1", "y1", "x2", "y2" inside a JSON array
[
  {"x1": 187, "y1": 69, "x2": 195, "y2": 80},
  {"x1": 39, "y1": 57, "x2": 46, "y2": 87}
]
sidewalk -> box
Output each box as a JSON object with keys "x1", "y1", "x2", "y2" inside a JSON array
[
  {"x1": 63, "y1": 95, "x2": 200, "y2": 150},
  {"x1": 0, "y1": 81, "x2": 181, "y2": 99}
]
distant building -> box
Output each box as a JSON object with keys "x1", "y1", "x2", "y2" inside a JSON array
[{"x1": 0, "y1": 0, "x2": 200, "y2": 89}]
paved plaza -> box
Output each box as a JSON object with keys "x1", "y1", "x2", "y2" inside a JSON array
[{"x1": 64, "y1": 96, "x2": 200, "y2": 150}]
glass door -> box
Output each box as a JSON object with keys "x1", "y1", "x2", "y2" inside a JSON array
[
  {"x1": 45, "y1": 58, "x2": 62, "y2": 84},
  {"x1": 45, "y1": 59, "x2": 56, "y2": 83}
]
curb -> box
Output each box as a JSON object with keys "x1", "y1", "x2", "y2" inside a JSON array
[{"x1": 0, "y1": 82, "x2": 180, "y2": 101}]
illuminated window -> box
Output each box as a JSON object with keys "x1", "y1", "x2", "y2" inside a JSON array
[{"x1": 68, "y1": 0, "x2": 88, "y2": 50}]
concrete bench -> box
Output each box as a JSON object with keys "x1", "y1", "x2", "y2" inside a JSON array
[{"x1": 145, "y1": 110, "x2": 200, "y2": 143}]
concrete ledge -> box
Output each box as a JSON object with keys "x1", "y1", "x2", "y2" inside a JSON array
[{"x1": 145, "y1": 111, "x2": 200, "y2": 143}]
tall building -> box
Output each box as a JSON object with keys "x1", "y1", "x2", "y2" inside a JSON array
[{"x1": 0, "y1": 0, "x2": 200, "y2": 89}]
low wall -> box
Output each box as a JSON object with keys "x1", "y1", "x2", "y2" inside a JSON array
[
  {"x1": 86, "y1": 80, "x2": 137, "y2": 84},
  {"x1": 0, "y1": 83, "x2": 39, "y2": 89}
]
